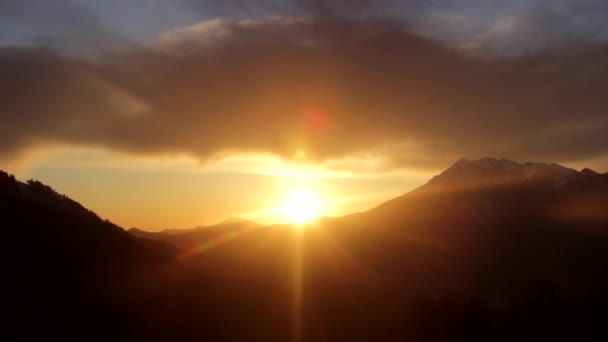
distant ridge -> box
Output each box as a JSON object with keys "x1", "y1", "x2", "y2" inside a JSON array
[
  {"x1": 217, "y1": 216, "x2": 258, "y2": 226},
  {"x1": 129, "y1": 214, "x2": 263, "y2": 250},
  {"x1": 129, "y1": 217, "x2": 260, "y2": 235}
]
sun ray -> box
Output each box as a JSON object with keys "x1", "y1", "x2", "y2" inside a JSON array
[{"x1": 291, "y1": 228, "x2": 304, "y2": 342}]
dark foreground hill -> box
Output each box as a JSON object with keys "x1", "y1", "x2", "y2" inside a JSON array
[
  {"x1": 1, "y1": 172, "x2": 176, "y2": 339},
  {"x1": 4, "y1": 158, "x2": 608, "y2": 341}
]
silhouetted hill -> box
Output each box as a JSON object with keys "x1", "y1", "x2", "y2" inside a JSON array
[
  {"x1": 1, "y1": 171, "x2": 175, "y2": 266},
  {"x1": 1, "y1": 171, "x2": 176, "y2": 339}
]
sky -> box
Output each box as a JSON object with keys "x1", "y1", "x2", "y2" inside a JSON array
[{"x1": 1, "y1": 0, "x2": 607, "y2": 230}]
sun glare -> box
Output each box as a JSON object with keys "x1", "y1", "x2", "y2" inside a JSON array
[{"x1": 282, "y1": 190, "x2": 321, "y2": 224}]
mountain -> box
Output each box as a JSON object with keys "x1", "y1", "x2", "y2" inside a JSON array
[
  {"x1": 130, "y1": 217, "x2": 262, "y2": 250},
  {"x1": 4, "y1": 159, "x2": 608, "y2": 341},
  {"x1": 354, "y1": 157, "x2": 608, "y2": 246},
  {"x1": 1, "y1": 171, "x2": 176, "y2": 340},
  {"x1": 129, "y1": 158, "x2": 608, "y2": 340},
  {"x1": 1, "y1": 171, "x2": 176, "y2": 266},
  {"x1": 341, "y1": 158, "x2": 608, "y2": 296}
]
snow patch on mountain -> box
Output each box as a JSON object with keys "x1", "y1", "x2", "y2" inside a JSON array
[{"x1": 428, "y1": 157, "x2": 586, "y2": 191}]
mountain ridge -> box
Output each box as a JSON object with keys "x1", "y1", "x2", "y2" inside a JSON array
[
  {"x1": 3, "y1": 158, "x2": 608, "y2": 340},
  {"x1": 127, "y1": 157, "x2": 607, "y2": 236}
]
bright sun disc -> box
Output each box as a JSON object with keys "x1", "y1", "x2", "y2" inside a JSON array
[{"x1": 282, "y1": 190, "x2": 321, "y2": 223}]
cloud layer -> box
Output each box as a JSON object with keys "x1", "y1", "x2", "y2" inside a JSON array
[{"x1": 1, "y1": 1, "x2": 608, "y2": 170}]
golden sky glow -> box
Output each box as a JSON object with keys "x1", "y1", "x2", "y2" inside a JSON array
[
  {"x1": 4, "y1": 144, "x2": 607, "y2": 231},
  {"x1": 7, "y1": 146, "x2": 430, "y2": 230}
]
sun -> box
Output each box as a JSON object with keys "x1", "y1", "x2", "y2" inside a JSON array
[{"x1": 282, "y1": 189, "x2": 321, "y2": 224}]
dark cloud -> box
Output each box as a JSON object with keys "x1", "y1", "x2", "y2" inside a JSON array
[
  {"x1": 1, "y1": 3, "x2": 608, "y2": 170},
  {"x1": 0, "y1": 0, "x2": 129, "y2": 53},
  {"x1": 187, "y1": 0, "x2": 431, "y2": 19},
  {"x1": 189, "y1": 0, "x2": 375, "y2": 16},
  {"x1": 187, "y1": 0, "x2": 293, "y2": 18},
  {"x1": 454, "y1": 0, "x2": 608, "y2": 55}
]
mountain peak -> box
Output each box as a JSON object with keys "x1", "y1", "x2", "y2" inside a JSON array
[
  {"x1": 443, "y1": 157, "x2": 582, "y2": 174},
  {"x1": 448, "y1": 157, "x2": 519, "y2": 171},
  {"x1": 581, "y1": 168, "x2": 599, "y2": 176},
  {"x1": 427, "y1": 157, "x2": 584, "y2": 191},
  {"x1": 439, "y1": 157, "x2": 522, "y2": 180}
]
